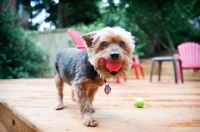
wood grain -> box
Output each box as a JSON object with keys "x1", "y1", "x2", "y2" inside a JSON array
[
  {"x1": 0, "y1": 76, "x2": 200, "y2": 132},
  {"x1": 0, "y1": 121, "x2": 8, "y2": 132}
]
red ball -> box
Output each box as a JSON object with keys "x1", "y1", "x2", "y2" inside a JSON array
[{"x1": 106, "y1": 61, "x2": 122, "y2": 71}]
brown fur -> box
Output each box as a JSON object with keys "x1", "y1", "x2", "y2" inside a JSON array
[{"x1": 83, "y1": 27, "x2": 134, "y2": 80}]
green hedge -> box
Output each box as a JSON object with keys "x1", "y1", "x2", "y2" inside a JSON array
[{"x1": 0, "y1": 0, "x2": 50, "y2": 79}]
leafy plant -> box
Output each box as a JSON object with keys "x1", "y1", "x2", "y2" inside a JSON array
[
  {"x1": 0, "y1": 0, "x2": 50, "y2": 79},
  {"x1": 134, "y1": 43, "x2": 146, "y2": 57}
]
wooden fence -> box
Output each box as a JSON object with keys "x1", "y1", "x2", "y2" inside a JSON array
[{"x1": 32, "y1": 28, "x2": 74, "y2": 77}]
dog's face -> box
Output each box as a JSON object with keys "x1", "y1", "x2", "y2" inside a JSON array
[{"x1": 82, "y1": 27, "x2": 135, "y2": 80}]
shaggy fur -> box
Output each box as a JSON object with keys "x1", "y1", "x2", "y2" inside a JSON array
[{"x1": 54, "y1": 27, "x2": 135, "y2": 127}]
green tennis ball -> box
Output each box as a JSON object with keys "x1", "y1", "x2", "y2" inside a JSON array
[{"x1": 134, "y1": 97, "x2": 145, "y2": 108}]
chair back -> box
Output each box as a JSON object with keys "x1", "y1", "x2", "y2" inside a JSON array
[
  {"x1": 178, "y1": 42, "x2": 200, "y2": 68},
  {"x1": 68, "y1": 29, "x2": 86, "y2": 50}
]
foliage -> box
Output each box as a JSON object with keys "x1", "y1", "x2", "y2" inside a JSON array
[
  {"x1": 19, "y1": 0, "x2": 101, "y2": 29},
  {"x1": 101, "y1": 0, "x2": 200, "y2": 55},
  {"x1": 18, "y1": 0, "x2": 200, "y2": 57},
  {"x1": 67, "y1": 21, "x2": 105, "y2": 47},
  {"x1": 72, "y1": 21, "x2": 106, "y2": 34},
  {"x1": 0, "y1": 0, "x2": 50, "y2": 79}
]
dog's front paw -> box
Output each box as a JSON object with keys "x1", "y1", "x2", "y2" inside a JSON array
[
  {"x1": 55, "y1": 102, "x2": 64, "y2": 110},
  {"x1": 83, "y1": 119, "x2": 98, "y2": 127},
  {"x1": 83, "y1": 115, "x2": 98, "y2": 127}
]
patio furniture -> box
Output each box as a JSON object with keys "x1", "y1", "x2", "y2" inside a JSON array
[
  {"x1": 173, "y1": 42, "x2": 200, "y2": 81},
  {"x1": 68, "y1": 28, "x2": 86, "y2": 50},
  {"x1": 116, "y1": 55, "x2": 144, "y2": 83},
  {"x1": 150, "y1": 56, "x2": 183, "y2": 84}
]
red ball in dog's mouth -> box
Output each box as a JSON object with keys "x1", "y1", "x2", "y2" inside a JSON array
[{"x1": 100, "y1": 58, "x2": 122, "y2": 75}]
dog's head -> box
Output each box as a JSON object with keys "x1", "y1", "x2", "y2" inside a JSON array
[{"x1": 82, "y1": 27, "x2": 135, "y2": 80}]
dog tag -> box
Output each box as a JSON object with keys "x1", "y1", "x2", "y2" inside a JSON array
[{"x1": 104, "y1": 84, "x2": 111, "y2": 94}]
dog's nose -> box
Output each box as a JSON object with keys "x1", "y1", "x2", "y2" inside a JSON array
[{"x1": 110, "y1": 51, "x2": 119, "y2": 60}]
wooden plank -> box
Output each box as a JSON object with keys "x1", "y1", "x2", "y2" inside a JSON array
[
  {"x1": 12, "y1": 113, "x2": 38, "y2": 132},
  {"x1": 0, "y1": 103, "x2": 39, "y2": 132},
  {"x1": 0, "y1": 103, "x2": 13, "y2": 132},
  {"x1": 0, "y1": 78, "x2": 200, "y2": 132},
  {"x1": 0, "y1": 121, "x2": 8, "y2": 132}
]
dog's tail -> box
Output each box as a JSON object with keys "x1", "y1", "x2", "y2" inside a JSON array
[{"x1": 54, "y1": 61, "x2": 59, "y2": 75}]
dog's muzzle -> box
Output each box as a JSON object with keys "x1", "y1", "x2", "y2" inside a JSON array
[{"x1": 110, "y1": 48, "x2": 119, "y2": 60}]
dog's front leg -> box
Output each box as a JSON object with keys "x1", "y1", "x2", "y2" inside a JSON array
[
  {"x1": 76, "y1": 89, "x2": 98, "y2": 127},
  {"x1": 88, "y1": 88, "x2": 98, "y2": 113}
]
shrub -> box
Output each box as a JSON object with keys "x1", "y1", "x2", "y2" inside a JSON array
[
  {"x1": 71, "y1": 22, "x2": 146, "y2": 57},
  {"x1": 0, "y1": 0, "x2": 50, "y2": 79}
]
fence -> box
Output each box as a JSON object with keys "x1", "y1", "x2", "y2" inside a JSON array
[{"x1": 32, "y1": 28, "x2": 74, "y2": 77}]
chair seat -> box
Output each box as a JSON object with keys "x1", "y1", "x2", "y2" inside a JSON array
[
  {"x1": 151, "y1": 56, "x2": 178, "y2": 61},
  {"x1": 182, "y1": 65, "x2": 200, "y2": 69}
]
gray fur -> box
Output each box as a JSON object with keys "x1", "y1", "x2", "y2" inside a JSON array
[{"x1": 55, "y1": 48, "x2": 98, "y2": 87}]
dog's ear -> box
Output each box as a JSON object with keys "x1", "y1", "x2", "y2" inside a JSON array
[{"x1": 82, "y1": 31, "x2": 96, "y2": 47}]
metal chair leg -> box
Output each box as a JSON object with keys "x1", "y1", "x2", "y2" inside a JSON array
[{"x1": 150, "y1": 60, "x2": 155, "y2": 82}]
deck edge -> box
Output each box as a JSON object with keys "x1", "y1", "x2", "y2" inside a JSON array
[{"x1": 0, "y1": 102, "x2": 40, "y2": 132}]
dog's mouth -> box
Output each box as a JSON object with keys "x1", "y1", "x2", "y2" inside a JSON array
[
  {"x1": 109, "y1": 71, "x2": 118, "y2": 75},
  {"x1": 100, "y1": 58, "x2": 122, "y2": 76}
]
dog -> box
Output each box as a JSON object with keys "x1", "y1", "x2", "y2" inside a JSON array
[{"x1": 54, "y1": 27, "x2": 135, "y2": 127}]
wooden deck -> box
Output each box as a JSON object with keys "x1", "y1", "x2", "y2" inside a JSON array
[{"x1": 0, "y1": 75, "x2": 200, "y2": 132}]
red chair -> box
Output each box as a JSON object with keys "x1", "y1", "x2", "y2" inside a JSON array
[
  {"x1": 68, "y1": 29, "x2": 86, "y2": 50},
  {"x1": 116, "y1": 55, "x2": 144, "y2": 83},
  {"x1": 173, "y1": 42, "x2": 200, "y2": 81}
]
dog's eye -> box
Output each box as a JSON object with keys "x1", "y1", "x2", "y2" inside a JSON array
[
  {"x1": 119, "y1": 41, "x2": 125, "y2": 48},
  {"x1": 102, "y1": 42, "x2": 108, "y2": 48}
]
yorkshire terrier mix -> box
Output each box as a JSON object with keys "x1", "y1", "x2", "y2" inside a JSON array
[{"x1": 54, "y1": 27, "x2": 135, "y2": 127}]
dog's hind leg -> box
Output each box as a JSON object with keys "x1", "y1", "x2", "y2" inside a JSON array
[
  {"x1": 71, "y1": 90, "x2": 76, "y2": 101},
  {"x1": 55, "y1": 73, "x2": 64, "y2": 110}
]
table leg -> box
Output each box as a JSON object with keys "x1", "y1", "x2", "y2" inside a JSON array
[
  {"x1": 150, "y1": 60, "x2": 155, "y2": 82},
  {"x1": 179, "y1": 60, "x2": 184, "y2": 83},
  {"x1": 172, "y1": 59, "x2": 178, "y2": 84},
  {"x1": 158, "y1": 61, "x2": 162, "y2": 81}
]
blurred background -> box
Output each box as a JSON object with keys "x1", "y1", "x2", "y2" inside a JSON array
[{"x1": 0, "y1": 0, "x2": 200, "y2": 79}]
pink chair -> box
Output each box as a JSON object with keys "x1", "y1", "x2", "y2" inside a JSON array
[
  {"x1": 116, "y1": 55, "x2": 144, "y2": 83},
  {"x1": 173, "y1": 42, "x2": 200, "y2": 81},
  {"x1": 68, "y1": 29, "x2": 86, "y2": 50}
]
